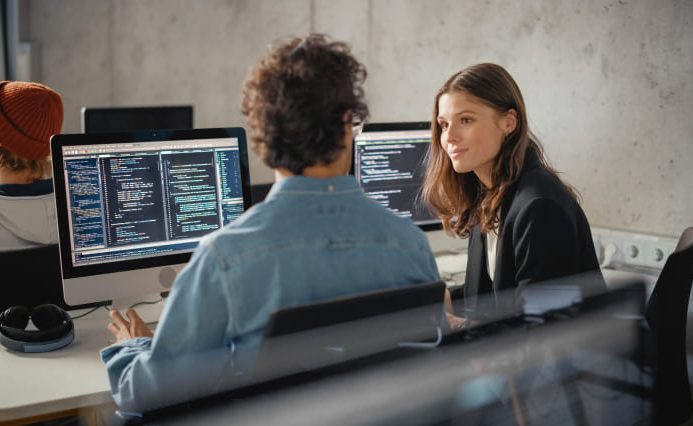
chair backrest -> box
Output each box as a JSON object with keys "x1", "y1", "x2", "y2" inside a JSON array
[
  {"x1": 675, "y1": 227, "x2": 693, "y2": 252},
  {"x1": 645, "y1": 227, "x2": 693, "y2": 425},
  {"x1": 250, "y1": 183, "x2": 273, "y2": 205},
  {"x1": 255, "y1": 281, "x2": 446, "y2": 381},
  {"x1": 0, "y1": 245, "x2": 66, "y2": 312}
]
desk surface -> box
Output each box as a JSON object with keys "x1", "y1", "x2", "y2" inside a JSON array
[{"x1": 0, "y1": 303, "x2": 163, "y2": 422}]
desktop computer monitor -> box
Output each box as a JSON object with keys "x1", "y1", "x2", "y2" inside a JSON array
[
  {"x1": 81, "y1": 105, "x2": 194, "y2": 133},
  {"x1": 50, "y1": 128, "x2": 251, "y2": 307},
  {"x1": 353, "y1": 122, "x2": 441, "y2": 231}
]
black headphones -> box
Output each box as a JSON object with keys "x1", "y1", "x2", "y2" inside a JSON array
[{"x1": 0, "y1": 304, "x2": 74, "y2": 353}]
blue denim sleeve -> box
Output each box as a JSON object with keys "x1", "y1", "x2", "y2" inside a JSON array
[{"x1": 99, "y1": 243, "x2": 237, "y2": 413}]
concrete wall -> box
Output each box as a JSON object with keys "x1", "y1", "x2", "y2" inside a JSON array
[{"x1": 26, "y1": 0, "x2": 693, "y2": 237}]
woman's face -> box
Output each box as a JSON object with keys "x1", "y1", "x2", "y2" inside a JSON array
[{"x1": 437, "y1": 91, "x2": 514, "y2": 187}]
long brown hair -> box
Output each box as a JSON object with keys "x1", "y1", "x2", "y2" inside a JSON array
[{"x1": 422, "y1": 63, "x2": 578, "y2": 237}]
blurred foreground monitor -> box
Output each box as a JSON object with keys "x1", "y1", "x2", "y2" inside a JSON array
[{"x1": 122, "y1": 275, "x2": 656, "y2": 426}]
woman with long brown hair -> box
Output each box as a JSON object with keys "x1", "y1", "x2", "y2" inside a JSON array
[{"x1": 423, "y1": 63, "x2": 603, "y2": 313}]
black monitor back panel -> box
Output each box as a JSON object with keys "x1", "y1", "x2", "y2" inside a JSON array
[{"x1": 82, "y1": 105, "x2": 193, "y2": 133}]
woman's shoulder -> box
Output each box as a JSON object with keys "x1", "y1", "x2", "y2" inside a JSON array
[
  {"x1": 502, "y1": 166, "x2": 583, "y2": 227},
  {"x1": 513, "y1": 166, "x2": 572, "y2": 203}
]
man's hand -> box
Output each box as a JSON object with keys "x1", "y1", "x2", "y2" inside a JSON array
[
  {"x1": 444, "y1": 288, "x2": 467, "y2": 330},
  {"x1": 107, "y1": 308, "x2": 153, "y2": 343},
  {"x1": 446, "y1": 312, "x2": 467, "y2": 330}
]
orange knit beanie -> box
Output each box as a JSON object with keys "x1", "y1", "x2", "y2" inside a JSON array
[{"x1": 0, "y1": 81, "x2": 63, "y2": 160}]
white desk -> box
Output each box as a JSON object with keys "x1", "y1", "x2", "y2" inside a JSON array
[
  {"x1": 425, "y1": 229, "x2": 467, "y2": 255},
  {"x1": 426, "y1": 230, "x2": 467, "y2": 287},
  {"x1": 0, "y1": 303, "x2": 162, "y2": 423}
]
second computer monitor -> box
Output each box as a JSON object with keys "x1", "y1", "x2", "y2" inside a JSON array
[
  {"x1": 81, "y1": 105, "x2": 194, "y2": 133},
  {"x1": 354, "y1": 122, "x2": 441, "y2": 230}
]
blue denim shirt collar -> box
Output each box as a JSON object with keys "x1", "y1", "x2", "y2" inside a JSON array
[{"x1": 265, "y1": 175, "x2": 361, "y2": 199}]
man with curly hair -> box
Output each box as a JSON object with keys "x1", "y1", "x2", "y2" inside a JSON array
[{"x1": 101, "y1": 34, "x2": 439, "y2": 413}]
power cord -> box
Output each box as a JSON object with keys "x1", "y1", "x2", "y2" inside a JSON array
[
  {"x1": 69, "y1": 297, "x2": 165, "y2": 320},
  {"x1": 128, "y1": 297, "x2": 164, "y2": 309},
  {"x1": 69, "y1": 305, "x2": 106, "y2": 320}
]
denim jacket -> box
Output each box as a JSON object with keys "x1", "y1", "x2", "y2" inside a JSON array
[{"x1": 101, "y1": 175, "x2": 440, "y2": 412}]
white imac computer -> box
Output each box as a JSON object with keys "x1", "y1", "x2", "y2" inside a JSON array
[{"x1": 50, "y1": 128, "x2": 251, "y2": 308}]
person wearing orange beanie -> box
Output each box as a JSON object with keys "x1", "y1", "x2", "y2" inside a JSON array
[{"x1": 0, "y1": 81, "x2": 63, "y2": 250}]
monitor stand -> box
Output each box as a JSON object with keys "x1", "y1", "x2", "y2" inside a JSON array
[{"x1": 104, "y1": 264, "x2": 178, "y2": 327}]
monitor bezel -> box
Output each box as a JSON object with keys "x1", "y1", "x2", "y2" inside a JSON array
[
  {"x1": 353, "y1": 121, "x2": 442, "y2": 232},
  {"x1": 50, "y1": 127, "x2": 252, "y2": 280},
  {"x1": 81, "y1": 105, "x2": 194, "y2": 133}
]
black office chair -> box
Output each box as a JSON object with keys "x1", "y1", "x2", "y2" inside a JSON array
[
  {"x1": 556, "y1": 229, "x2": 693, "y2": 425},
  {"x1": 645, "y1": 227, "x2": 693, "y2": 425},
  {"x1": 0, "y1": 244, "x2": 68, "y2": 312},
  {"x1": 250, "y1": 183, "x2": 273, "y2": 205},
  {"x1": 254, "y1": 281, "x2": 446, "y2": 382},
  {"x1": 580, "y1": 227, "x2": 693, "y2": 424}
]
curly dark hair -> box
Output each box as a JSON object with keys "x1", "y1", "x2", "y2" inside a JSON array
[{"x1": 241, "y1": 34, "x2": 369, "y2": 175}]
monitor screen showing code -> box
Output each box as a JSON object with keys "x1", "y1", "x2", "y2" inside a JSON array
[
  {"x1": 354, "y1": 129, "x2": 439, "y2": 226},
  {"x1": 62, "y1": 138, "x2": 244, "y2": 266}
]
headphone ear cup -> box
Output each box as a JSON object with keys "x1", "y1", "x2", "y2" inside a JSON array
[
  {"x1": 1, "y1": 304, "x2": 73, "y2": 352},
  {"x1": 1, "y1": 306, "x2": 30, "y2": 329},
  {"x1": 31, "y1": 304, "x2": 66, "y2": 331}
]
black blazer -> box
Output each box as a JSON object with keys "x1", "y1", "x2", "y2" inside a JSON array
[{"x1": 463, "y1": 149, "x2": 604, "y2": 313}]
